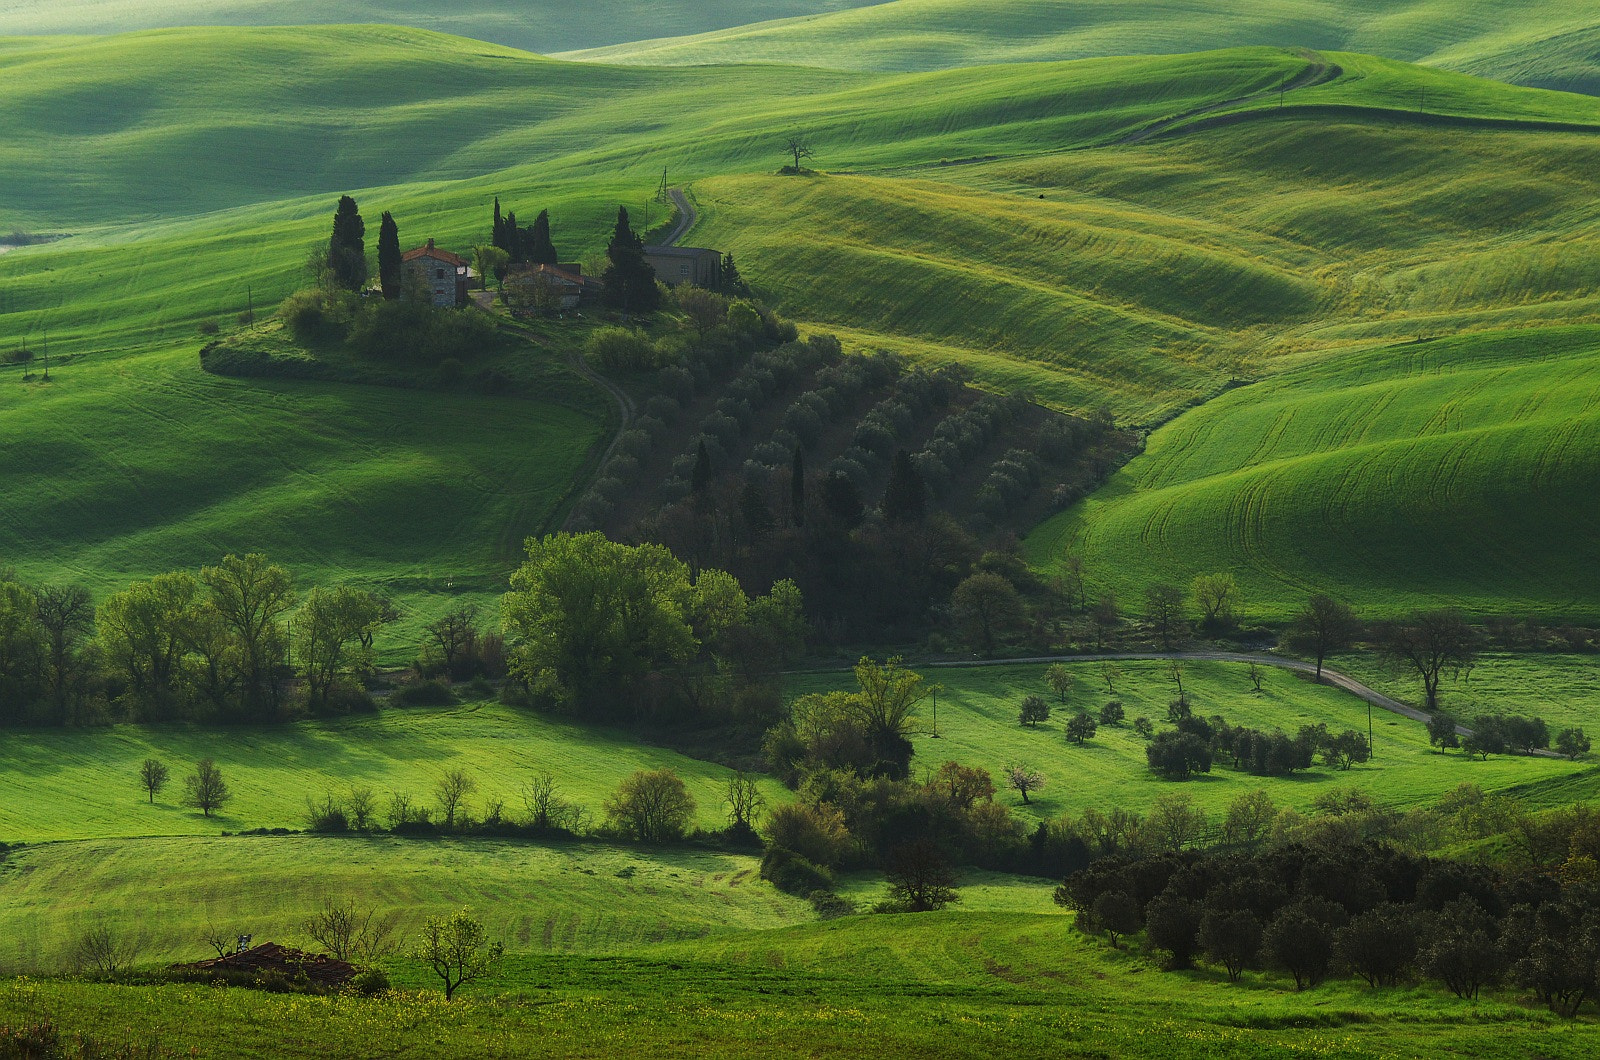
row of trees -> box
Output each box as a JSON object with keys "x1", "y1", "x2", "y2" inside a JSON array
[{"x1": 1058, "y1": 838, "x2": 1600, "y2": 1015}]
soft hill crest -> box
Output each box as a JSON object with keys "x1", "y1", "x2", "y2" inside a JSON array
[{"x1": 562, "y1": 0, "x2": 1600, "y2": 96}]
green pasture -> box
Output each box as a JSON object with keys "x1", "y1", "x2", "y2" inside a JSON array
[
  {"x1": 0, "y1": 700, "x2": 788, "y2": 842},
  {"x1": 0, "y1": 1, "x2": 881, "y2": 55},
  {"x1": 567, "y1": 0, "x2": 1600, "y2": 97},
  {"x1": 0, "y1": 837, "x2": 807, "y2": 969},
  {"x1": 1327, "y1": 652, "x2": 1600, "y2": 738},
  {"x1": 787, "y1": 660, "x2": 1586, "y2": 822},
  {"x1": 3, "y1": 911, "x2": 1595, "y2": 1058},
  {"x1": 1026, "y1": 328, "x2": 1600, "y2": 621}
]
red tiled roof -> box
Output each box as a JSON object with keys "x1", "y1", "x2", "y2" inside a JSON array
[
  {"x1": 402, "y1": 238, "x2": 468, "y2": 268},
  {"x1": 511, "y1": 263, "x2": 601, "y2": 287}
]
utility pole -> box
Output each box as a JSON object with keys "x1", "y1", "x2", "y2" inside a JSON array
[
  {"x1": 1368, "y1": 699, "x2": 1375, "y2": 760},
  {"x1": 41, "y1": 326, "x2": 48, "y2": 381},
  {"x1": 246, "y1": 284, "x2": 255, "y2": 329}
]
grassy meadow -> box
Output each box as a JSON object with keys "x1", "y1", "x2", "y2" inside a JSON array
[
  {"x1": 0, "y1": 837, "x2": 808, "y2": 968},
  {"x1": 787, "y1": 660, "x2": 1592, "y2": 822},
  {"x1": 1025, "y1": 328, "x2": 1600, "y2": 620},
  {"x1": 4, "y1": 912, "x2": 1597, "y2": 1058},
  {"x1": 565, "y1": 0, "x2": 1600, "y2": 94},
  {"x1": 0, "y1": 700, "x2": 789, "y2": 841}
]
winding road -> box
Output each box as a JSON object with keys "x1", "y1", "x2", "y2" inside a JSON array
[{"x1": 656, "y1": 188, "x2": 697, "y2": 248}]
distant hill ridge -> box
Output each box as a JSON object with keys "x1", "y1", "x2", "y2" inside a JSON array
[{"x1": 560, "y1": 0, "x2": 1600, "y2": 97}]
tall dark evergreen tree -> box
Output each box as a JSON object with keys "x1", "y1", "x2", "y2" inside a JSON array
[
  {"x1": 492, "y1": 197, "x2": 505, "y2": 254},
  {"x1": 720, "y1": 252, "x2": 749, "y2": 296},
  {"x1": 504, "y1": 210, "x2": 521, "y2": 263},
  {"x1": 691, "y1": 440, "x2": 713, "y2": 498},
  {"x1": 377, "y1": 211, "x2": 403, "y2": 301},
  {"x1": 329, "y1": 195, "x2": 367, "y2": 291},
  {"x1": 602, "y1": 206, "x2": 660, "y2": 313},
  {"x1": 790, "y1": 448, "x2": 805, "y2": 527},
  {"x1": 882, "y1": 449, "x2": 926, "y2": 523},
  {"x1": 529, "y1": 210, "x2": 558, "y2": 265}
]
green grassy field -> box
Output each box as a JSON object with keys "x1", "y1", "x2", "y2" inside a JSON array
[
  {"x1": 565, "y1": 0, "x2": 1600, "y2": 95},
  {"x1": 0, "y1": 700, "x2": 789, "y2": 841},
  {"x1": 4, "y1": 911, "x2": 1595, "y2": 1058},
  {"x1": 1328, "y1": 652, "x2": 1600, "y2": 737},
  {"x1": 1025, "y1": 328, "x2": 1600, "y2": 621},
  {"x1": 0, "y1": 1, "x2": 883, "y2": 54},
  {"x1": 787, "y1": 660, "x2": 1590, "y2": 822},
  {"x1": 0, "y1": 836, "x2": 810, "y2": 968}
]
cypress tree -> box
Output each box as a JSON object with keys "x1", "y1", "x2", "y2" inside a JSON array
[
  {"x1": 790, "y1": 448, "x2": 805, "y2": 527},
  {"x1": 377, "y1": 211, "x2": 402, "y2": 300},
  {"x1": 602, "y1": 206, "x2": 660, "y2": 313},
  {"x1": 504, "y1": 210, "x2": 521, "y2": 263},
  {"x1": 882, "y1": 449, "x2": 926, "y2": 523},
  {"x1": 720, "y1": 252, "x2": 749, "y2": 296},
  {"x1": 691, "y1": 440, "x2": 713, "y2": 497},
  {"x1": 329, "y1": 195, "x2": 367, "y2": 291},
  {"x1": 529, "y1": 209, "x2": 558, "y2": 265},
  {"x1": 492, "y1": 197, "x2": 505, "y2": 253}
]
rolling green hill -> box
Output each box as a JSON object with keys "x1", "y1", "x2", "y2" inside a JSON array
[
  {"x1": 7, "y1": 29, "x2": 1600, "y2": 619},
  {"x1": 0, "y1": 699, "x2": 788, "y2": 841},
  {"x1": 565, "y1": 0, "x2": 1600, "y2": 96},
  {"x1": 789, "y1": 660, "x2": 1589, "y2": 822},
  {"x1": 0, "y1": 1, "x2": 885, "y2": 54},
  {"x1": 7, "y1": 910, "x2": 1598, "y2": 1058},
  {"x1": 1026, "y1": 328, "x2": 1600, "y2": 621}
]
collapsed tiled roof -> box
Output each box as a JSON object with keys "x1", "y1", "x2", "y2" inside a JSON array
[{"x1": 402, "y1": 239, "x2": 469, "y2": 268}]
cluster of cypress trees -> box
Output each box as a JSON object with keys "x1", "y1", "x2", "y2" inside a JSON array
[
  {"x1": 491, "y1": 197, "x2": 559, "y2": 267},
  {"x1": 600, "y1": 206, "x2": 660, "y2": 313},
  {"x1": 328, "y1": 196, "x2": 404, "y2": 300}
]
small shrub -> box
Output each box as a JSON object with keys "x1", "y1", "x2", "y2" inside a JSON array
[
  {"x1": 349, "y1": 968, "x2": 391, "y2": 996},
  {"x1": 393, "y1": 680, "x2": 455, "y2": 707},
  {"x1": 808, "y1": 890, "x2": 857, "y2": 920},
  {"x1": 197, "y1": 319, "x2": 220, "y2": 336}
]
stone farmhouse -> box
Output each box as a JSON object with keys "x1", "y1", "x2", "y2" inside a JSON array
[
  {"x1": 402, "y1": 239, "x2": 472, "y2": 308},
  {"x1": 505, "y1": 262, "x2": 604, "y2": 311},
  {"x1": 643, "y1": 245, "x2": 721, "y2": 288}
]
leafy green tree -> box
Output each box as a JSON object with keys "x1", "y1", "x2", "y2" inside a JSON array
[
  {"x1": 34, "y1": 583, "x2": 93, "y2": 721},
  {"x1": 604, "y1": 768, "x2": 696, "y2": 842},
  {"x1": 201, "y1": 553, "x2": 295, "y2": 720},
  {"x1": 184, "y1": 758, "x2": 230, "y2": 817},
  {"x1": 848, "y1": 656, "x2": 931, "y2": 779},
  {"x1": 1099, "y1": 700, "x2": 1125, "y2": 726},
  {"x1": 601, "y1": 206, "x2": 659, "y2": 313},
  {"x1": 950, "y1": 572, "x2": 1023, "y2": 657},
  {"x1": 1092, "y1": 890, "x2": 1141, "y2": 948},
  {"x1": 1420, "y1": 897, "x2": 1504, "y2": 999},
  {"x1": 1263, "y1": 904, "x2": 1338, "y2": 990},
  {"x1": 1065, "y1": 712, "x2": 1098, "y2": 744},
  {"x1": 1556, "y1": 727, "x2": 1591, "y2": 760},
  {"x1": 820, "y1": 470, "x2": 863, "y2": 528},
  {"x1": 1427, "y1": 710, "x2": 1461, "y2": 749},
  {"x1": 502, "y1": 533, "x2": 697, "y2": 715},
  {"x1": 139, "y1": 758, "x2": 169, "y2": 804},
  {"x1": 1335, "y1": 904, "x2": 1419, "y2": 987},
  {"x1": 1144, "y1": 895, "x2": 1204, "y2": 969},
  {"x1": 1320, "y1": 729, "x2": 1370, "y2": 770},
  {"x1": 1285, "y1": 594, "x2": 1359, "y2": 679},
  {"x1": 790, "y1": 447, "x2": 805, "y2": 527},
  {"x1": 328, "y1": 195, "x2": 367, "y2": 291},
  {"x1": 415, "y1": 909, "x2": 502, "y2": 1000},
  {"x1": 1042, "y1": 665, "x2": 1073, "y2": 706},
  {"x1": 1143, "y1": 583, "x2": 1187, "y2": 649},
  {"x1": 1146, "y1": 730, "x2": 1212, "y2": 779},
  {"x1": 881, "y1": 449, "x2": 925, "y2": 524},
  {"x1": 473, "y1": 245, "x2": 509, "y2": 295},
  {"x1": 1018, "y1": 695, "x2": 1050, "y2": 727},
  {"x1": 377, "y1": 211, "x2": 402, "y2": 300},
  {"x1": 1004, "y1": 763, "x2": 1045, "y2": 804},
  {"x1": 1200, "y1": 908, "x2": 1262, "y2": 982},
  {"x1": 295, "y1": 585, "x2": 393, "y2": 710},
  {"x1": 883, "y1": 840, "x2": 960, "y2": 912},
  {"x1": 1379, "y1": 608, "x2": 1477, "y2": 711},
  {"x1": 97, "y1": 572, "x2": 198, "y2": 720},
  {"x1": 1190, "y1": 573, "x2": 1239, "y2": 630}
]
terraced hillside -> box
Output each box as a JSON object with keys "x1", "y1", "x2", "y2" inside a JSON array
[{"x1": 566, "y1": 0, "x2": 1600, "y2": 97}]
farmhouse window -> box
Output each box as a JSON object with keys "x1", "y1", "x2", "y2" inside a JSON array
[{"x1": 436, "y1": 268, "x2": 446, "y2": 279}]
